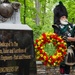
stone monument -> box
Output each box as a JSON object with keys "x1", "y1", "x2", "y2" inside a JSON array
[{"x1": 0, "y1": 0, "x2": 36, "y2": 75}]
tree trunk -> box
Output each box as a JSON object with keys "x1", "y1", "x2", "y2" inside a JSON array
[
  {"x1": 42, "y1": 0, "x2": 46, "y2": 25},
  {"x1": 24, "y1": 0, "x2": 26, "y2": 24},
  {"x1": 35, "y1": 0, "x2": 40, "y2": 25}
]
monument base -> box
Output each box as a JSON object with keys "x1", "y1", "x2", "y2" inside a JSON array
[{"x1": 0, "y1": 24, "x2": 37, "y2": 75}]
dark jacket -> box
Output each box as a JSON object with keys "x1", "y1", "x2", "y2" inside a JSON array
[{"x1": 52, "y1": 24, "x2": 75, "y2": 47}]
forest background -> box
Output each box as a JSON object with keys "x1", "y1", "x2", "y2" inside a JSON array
[{"x1": 10, "y1": 0, "x2": 75, "y2": 55}]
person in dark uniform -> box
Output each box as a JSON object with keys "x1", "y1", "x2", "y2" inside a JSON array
[{"x1": 52, "y1": 1, "x2": 75, "y2": 75}]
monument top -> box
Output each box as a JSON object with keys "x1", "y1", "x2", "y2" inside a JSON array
[
  {"x1": 0, "y1": 0, "x2": 32, "y2": 31},
  {"x1": 0, "y1": 24, "x2": 32, "y2": 30},
  {"x1": 0, "y1": 0, "x2": 21, "y2": 24}
]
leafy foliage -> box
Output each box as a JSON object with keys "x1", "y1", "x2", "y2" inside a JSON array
[
  {"x1": 45, "y1": 43, "x2": 56, "y2": 56},
  {"x1": 65, "y1": 1, "x2": 75, "y2": 23}
]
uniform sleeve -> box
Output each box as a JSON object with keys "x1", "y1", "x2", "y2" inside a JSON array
[
  {"x1": 52, "y1": 24, "x2": 67, "y2": 41},
  {"x1": 74, "y1": 26, "x2": 75, "y2": 37},
  {"x1": 52, "y1": 24, "x2": 61, "y2": 36}
]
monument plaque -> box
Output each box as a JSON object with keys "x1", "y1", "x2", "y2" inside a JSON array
[{"x1": 0, "y1": 0, "x2": 36, "y2": 75}]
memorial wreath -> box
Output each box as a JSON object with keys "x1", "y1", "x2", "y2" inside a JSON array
[{"x1": 34, "y1": 33, "x2": 67, "y2": 67}]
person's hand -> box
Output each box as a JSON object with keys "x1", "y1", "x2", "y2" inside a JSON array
[{"x1": 67, "y1": 37, "x2": 75, "y2": 42}]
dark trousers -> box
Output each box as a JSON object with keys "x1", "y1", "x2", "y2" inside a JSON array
[{"x1": 60, "y1": 64, "x2": 70, "y2": 74}]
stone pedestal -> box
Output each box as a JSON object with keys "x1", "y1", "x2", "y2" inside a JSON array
[{"x1": 0, "y1": 24, "x2": 36, "y2": 75}]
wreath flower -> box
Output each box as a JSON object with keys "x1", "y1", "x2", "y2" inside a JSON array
[{"x1": 34, "y1": 33, "x2": 67, "y2": 67}]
